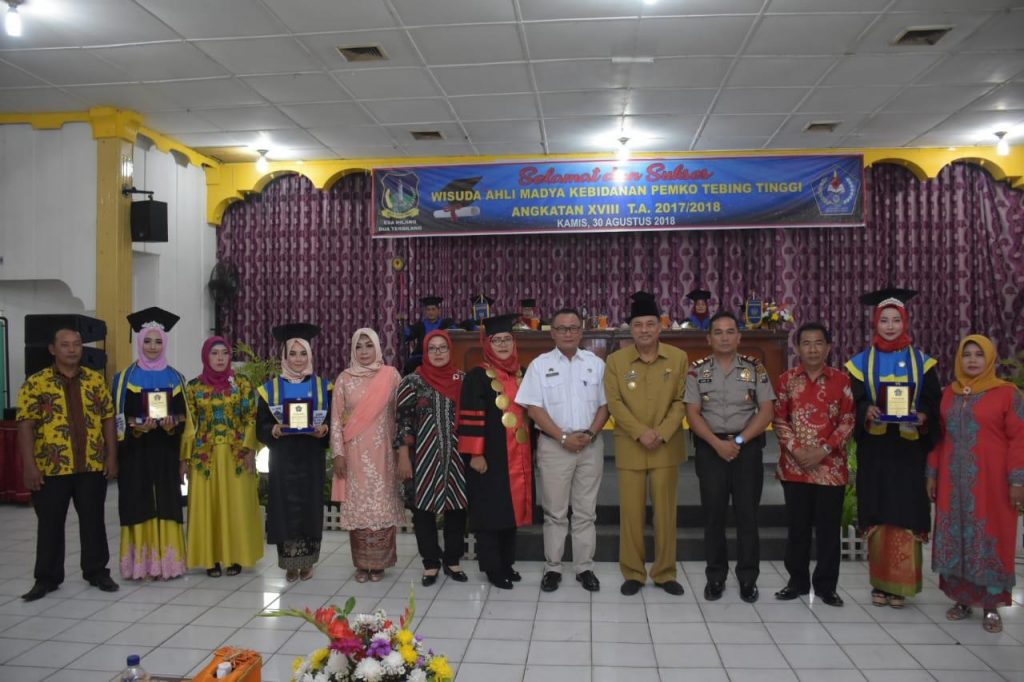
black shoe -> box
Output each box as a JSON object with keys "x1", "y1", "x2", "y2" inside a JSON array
[
  {"x1": 620, "y1": 579, "x2": 643, "y2": 596},
  {"x1": 654, "y1": 579, "x2": 685, "y2": 596},
  {"x1": 89, "y1": 575, "x2": 120, "y2": 593},
  {"x1": 740, "y1": 582, "x2": 759, "y2": 603},
  {"x1": 21, "y1": 582, "x2": 56, "y2": 602},
  {"x1": 704, "y1": 581, "x2": 724, "y2": 601},
  {"x1": 507, "y1": 569, "x2": 522, "y2": 582},
  {"x1": 421, "y1": 571, "x2": 438, "y2": 587},
  {"x1": 442, "y1": 565, "x2": 468, "y2": 582},
  {"x1": 819, "y1": 591, "x2": 844, "y2": 607},
  {"x1": 576, "y1": 571, "x2": 600, "y2": 592},
  {"x1": 487, "y1": 571, "x2": 513, "y2": 590},
  {"x1": 541, "y1": 571, "x2": 562, "y2": 592},
  {"x1": 774, "y1": 586, "x2": 809, "y2": 601}
]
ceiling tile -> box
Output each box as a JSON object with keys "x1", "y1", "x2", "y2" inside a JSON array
[
  {"x1": 193, "y1": 107, "x2": 298, "y2": 131},
  {"x1": 1, "y1": 49, "x2": 129, "y2": 85},
  {"x1": 544, "y1": 116, "x2": 620, "y2": 141},
  {"x1": 626, "y1": 89, "x2": 716, "y2": 116},
  {"x1": 637, "y1": 16, "x2": 755, "y2": 57},
  {"x1": 533, "y1": 61, "x2": 629, "y2": 92},
  {"x1": 627, "y1": 58, "x2": 733, "y2": 89},
  {"x1": 624, "y1": 115, "x2": 704, "y2": 147},
  {"x1": 822, "y1": 54, "x2": 940, "y2": 86},
  {"x1": 384, "y1": 122, "x2": 468, "y2": 143},
  {"x1": 799, "y1": 86, "x2": 901, "y2": 113},
  {"x1": 451, "y1": 94, "x2": 539, "y2": 121},
  {"x1": 260, "y1": 129, "x2": 321, "y2": 148},
  {"x1": 242, "y1": 73, "x2": 350, "y2": 104},
  {"x1": 525, "y1": 20, "x2": 639, "y2": 61},
  {"x1": 464, "y1": 120, "x2": 543, "y2": 143},
  {"x1": 917, "y1": 53, "x2": 1024, "y2": 85},
  {"x1": 473, "y1": 142, "x2": 547, "y2": 156},
  {"x1": 275, "y1": 146, "x2": 338, "y2": 161},
  {"x1": 883, "y1": 85, "x2": 994, "y2": 113},
  {"x1": 714, "y1": 88, "x2": 811, "y2": 115},
  {"x1": 640, "y1": 0, "x2": 766, "y2": 16},
  {"x1": 909, "y1": 131, "x2": 996, "y2": 148},
  {"x1": 194, "y1": 38, "x2": 323, "y2": 75},
  {"x1": 134, "y1": 0, "x2": 287, "y2": 39},
  {"x1": 519, "y1": 0, "x2": 639, "y2": 21},
  {"x1": 335, "y1": 68, "x2": 442, "y2": 99},
  {"x1": 64, "y1": 83, "x2": 177, "y2": 111},
  {"x1": 0, "y1": 87, "x2": 90, "y2": 111},
  {"x1": 854, "y1": 112, "x2": 949, "y2": 135},
  {"x1": 165, "y1": 131, "x2": 254, "y2": 147},
  {"x1": 0, "y1": 1, "x2": 177, "y2": 48},
  {"x1": 745, "y1": 14, "x2": 876, "y2": 55},
  {"x1": 278, "y1": 102, "x2": 377, "y2": 128},
  {"x1": 775, "y1": 114, "x2": 867, "y2": 137},
  {"x1": 893, "y1": 0, "x2": 1020, "y2": 9},
  {"x1": 362, "y1": 98, "x2": 455, "y2": 125},
  {"x1": 402, "y1": 142, "x2": 478, "y2": 157},
  {"x1": 694, "y1": 135, "x2": 770, "y2": 151},
  {"x1": 90, "y1": 43, "x2": 229, "y2": 82},
  {"x1": 330, "y1": 144, "x2": 402, "y2": 158},
  {"x1": 298, "y1": 30, "x2": 422, "y2": 70},
  {"x1": 839, "y1": 133, "x2": 917, "y2": 148},
  {"x1": 540, "y1": 91, "x2": 627, "y2": 117},
  {"x1": 432, "y1": 63, "x2": 534, "y2": 96},
  {"x1": 309, "y1": 126, "x2": 397, "y2": 147},
  {"x1": 408, "y1": 25, "x2": 524, "y2": 65},
  {"x1": 261, "y1": 0, "x2": 397, "y2": 33},
  {"x1": 140, "y1": 111, "x2": 221, "y2": 134},
  {"x1": 389, "y1": 0, "x2": 517, "y2": 26},
  {"x1": 766, "y1": 135, "x2": 847, "y2": 150},
  {"x1": 0, "y1": 60, "x2": 47, "y2": 87},
  {"x1": 856, "y1": 11, "x2": 992, "y2": 53},
  {"x1": 767, "y1": 0, "x2": 891, "y2": 11},
  {"x1": 956, "y1": 10, "x2": 1024, "y2": 51},
  {"x1": 147, "y1": 78, "x2": 266, "y2": 109},
  {"x1": 967, "y1": 83, "x2": 1024, "y2": 111},
  {"x1": 701, "y1": 115, "x2": 787, "y2": 137},
  {"x1": 927, "y1": 110, "x2": 1024, "y2": 136},
  {"x1": 727, "y1": 57, "x2": 837, "y2": 87}
]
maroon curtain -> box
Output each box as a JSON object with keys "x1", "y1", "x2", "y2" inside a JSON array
[{"x1": 218, "y1": 163, "x2": 1024, "y2": 382}]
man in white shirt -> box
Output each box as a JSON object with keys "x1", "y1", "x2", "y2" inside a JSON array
[{"x1": 516, "y1": 308, "x2": 609, "y2": 592}]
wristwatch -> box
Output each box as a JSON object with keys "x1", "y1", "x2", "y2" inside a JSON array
[
  {"x1": 734, "y1": 435, "x2": 745, "y2": 446},
  {"x1": 822, "y1": 444, "x2": 832, "y2": 454},
  {"x1": 582, "y1": 429, "x2": 595, "y2": 438},
  {"x1": 560, "y1": 432, "x2": 569, "y2": 446}
]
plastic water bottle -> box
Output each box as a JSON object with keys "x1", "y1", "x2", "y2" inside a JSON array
[{"x1": 120, "y1": 654, "x2": 149, "y2": 681}]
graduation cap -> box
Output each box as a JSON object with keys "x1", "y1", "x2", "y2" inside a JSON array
[
  {"x1": 127, "y1": 307, "x2": 180, "y2": 334},
  {"x1": 628, "y1": 291, "x2": 660, "y2": 321},
  {"x1": 439, "y1": 177, "x2": 482, "y2": 210},
  {"x1": 481, "y1": 313, "x2": 519, "y2": 336},
  {"x1": 520, "y1": 298, "x2": 536, "y2": 308},
  {"x1": 859, "y1": 287, "x2": 918, "y2": 308},
  {"x1": 686, "y1": 288, "x2": 712, "y2": 302},
  {"x1": 272, "y1": 323, "x2": 322, "y2": 344},
  {"x1": 420, "y1": 295, "x2": 443, "y2": 307}
]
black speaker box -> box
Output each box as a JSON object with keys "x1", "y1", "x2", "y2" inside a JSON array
[
  {"x1": 24, "y1": 314, "x2": 107, "y2": 346},
  {"x1": 131, "y1": 200, "x2": 168, "y2": 242},
  {"x1": 25, "y1": 346, "x2": 107, "y2": 377}
]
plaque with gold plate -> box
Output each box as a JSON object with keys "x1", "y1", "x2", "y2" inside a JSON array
[
  {"x1": 143, "y1": 388, "x2": 170, "y2": 420},
  {"x1": 878, "y1": 382, "x2": 916, "y2": 422},
  {"x1": 283, "y1": 399, "x2": 313, "y2": 433}
]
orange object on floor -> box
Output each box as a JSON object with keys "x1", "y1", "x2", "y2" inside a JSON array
[{"x1": 193, "y1": 647, "x2": 262, "y2": 682}]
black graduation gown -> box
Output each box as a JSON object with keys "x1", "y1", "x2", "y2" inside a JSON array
[
  {"x1": 118, "y1": 389, "x2": 186, "y2": 526},
  {"x1": 256, "y1": 394, "x2": 330, "y2": 544},
  {"x1": 850, "y1": 366, "x2": 941, "y2": 534}
]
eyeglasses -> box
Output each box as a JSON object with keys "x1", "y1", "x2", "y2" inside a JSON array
[
  {"x1": 490, "y1": 336, "x2": 514, "y2": 346},
  {"x1": 552, "y1": 326, "x2": 582, "y2": 334},
  {"x1": 427, "y1": 346, "x2": 450, "y2": 354}
]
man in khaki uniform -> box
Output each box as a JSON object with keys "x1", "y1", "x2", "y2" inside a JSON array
[{"x1": 604, "y1": 292, "x2": 688, "y2": 596}]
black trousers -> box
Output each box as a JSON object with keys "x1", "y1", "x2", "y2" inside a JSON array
[
  {"x1": 475, "y1": 527, "x2": 516, "y2": 575},
  {"x1": 413, "y1": 507, "x2": 467, "y2": 569},
  {"x1": 694, "y1": 436, "x2": 764, "y2": 585},
  {"x1": 781, "y1": 481, "x2": 844, "y2": 594},
  {"x1": 31, "y1": 472, "x2": 110, "y2": 587}
]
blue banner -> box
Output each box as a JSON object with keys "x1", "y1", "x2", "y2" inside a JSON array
[{"x1": 372, "y1": 154, "x2": 863, "y2": 237}]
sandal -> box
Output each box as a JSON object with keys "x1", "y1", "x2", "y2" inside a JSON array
[
  {"x1": 285, "y1": 569, "x2": 299, "y2": 583},
  {"x1": 369, "y1": 570, "x2": 384, "y2": 582},
  {"x1": 871, "y1": 589, "x2": 889, "y2": 607},
  {"x1": 354, "y1": 569, "x2": 369, "y2": 583},
  {"x1": 299, "y1": 567, "x2": 314, "y2": 581},
  {"x1": 225, "y1": 563, "x2": 242, "y2": 576},
  {"x1": 945, "y1": 603, "x2": 972, "y2": 621},
  {"x1": 983, "y1": 609, "x2": 1003, "y2": 633},
  {"x1": 206, "y1": 564, "x2": 222, "y2": 578},
  {"x1": 888, "y1": 595, "x2": 906, "y2": 609}
]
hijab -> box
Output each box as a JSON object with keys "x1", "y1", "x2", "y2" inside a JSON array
[
  {"x1": 416, "y1": 329, "x2": 463, "y2": 411},
  {"x1": 280, "y1": 338, "x2": 314, "y2": 383},
  {"x1": 136, "y1": 326, "x2": 168, "y2": 371},
  {"x1": 480, "y1": 326, "x2": 520, "y2": 377},
  {"x1": 340, "y1": 328, "x2": 398, "y2": 443},
  {"x1": 199, "y1": 336, "x2": 234, "y2": 395},
  {"x1": 872, "y1": 304, "x2": 912, "y2": 352},
  {"x1": 951, "y1": 334, "x2": 1011, "y2": 396},
  {"x1": 345, "y1": 328, "x2": 384, "y2": 377}
]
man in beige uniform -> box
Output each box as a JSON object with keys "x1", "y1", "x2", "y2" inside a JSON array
[{"x1": 604, "y1": 292, "x2": 688, "y2": 596}]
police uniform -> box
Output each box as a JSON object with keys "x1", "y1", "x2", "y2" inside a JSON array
[{"x1": 684, "y1": 353, "x2": 775, "y2": 587}]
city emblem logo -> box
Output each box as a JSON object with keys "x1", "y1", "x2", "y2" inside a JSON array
[
  {"x1": 812, "y1": 166, "x2": 860, "y2": 216},
  {"x1": 380, "y1": 170, "x2": 420, "y2": 219}
]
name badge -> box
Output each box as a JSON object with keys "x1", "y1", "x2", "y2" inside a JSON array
[
  {"x1": 286, "y1": 400, "x2": 311, "y2": 431},
  {"x1": 144, "y1": 389, "x2": 169, "y2": 420}
]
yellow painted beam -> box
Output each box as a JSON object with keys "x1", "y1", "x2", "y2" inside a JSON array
[
  {"x1": 203, "y1": 145, "x2": 1024, "y2": 226},
  {"x1": 94, "y1": 137, "x2": 134, "y2": 376}
]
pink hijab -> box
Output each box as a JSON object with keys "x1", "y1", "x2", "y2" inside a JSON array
[
  {"x1": 339, "y1": 329, "x2": 397, "y2": 443},
  {"x1": 136, "y1": 327, "x2": 168, "y2": 371}
]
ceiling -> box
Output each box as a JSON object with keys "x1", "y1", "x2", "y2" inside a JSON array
[{"x1": 1, "y1": 0, "x2": 1023, "y2": 163}]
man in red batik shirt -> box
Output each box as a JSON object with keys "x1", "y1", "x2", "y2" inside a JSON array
[{"x1": 773, "y1": 322, "x2": 855, "y2": 607}]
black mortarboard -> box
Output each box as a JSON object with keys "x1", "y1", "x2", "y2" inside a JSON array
[
  {"x1": 127, "y1": 307, "x2": 180, "y2": 333},
  {"x1": 420, "y1": 296, "x2": 443, "y2": 307},
  {"x1": 859, "y1": 287, "x2": 918, "y2": 308},
  {"x1": 481, "y1": 313, "x2": 519, "y2": 336},
  {"x1": 686, "y1": 288, "x2": 712, "y2": 301},
  {"x1": 520, "y1": 298, "x2": 536, "y2": 307},
  {"x1": 439, "y1": 177, "x2": 482, "y2": 209},
  {"x1": 272, "y1": 323, "x2": 321, "y2": 343},
  {"x1": 628, "y1": 291, "x2": 660, "y2": 321}
]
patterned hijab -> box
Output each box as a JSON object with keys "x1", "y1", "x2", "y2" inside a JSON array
[
  {"x1": 951, "y1": 334, "x2": 1010, "y2": 396},
  {"x1": 199, "y1": 336, "x2": 234, "y2": 394}
]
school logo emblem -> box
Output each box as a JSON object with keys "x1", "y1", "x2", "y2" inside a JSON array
[
  {"x1": 812, "y1": 166, "x2": 860, "y2": 216},
  {"x1": 380, "y1": 170, "x2": 420, "y2": 219}
]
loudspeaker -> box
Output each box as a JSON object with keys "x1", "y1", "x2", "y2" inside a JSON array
[
  {"x1": 131, "y1": 200, "x2": 168, "y2": 242},
  {"x1": 25, "y1": 346, "x2": 107, "y2": 376},
  {"x1": 24, "y1": 314, "x2": 107, "y2": 346}
]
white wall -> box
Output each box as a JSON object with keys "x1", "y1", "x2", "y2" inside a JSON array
[{"x1": 131, "y1": 139, "x2": 216, "y2": 380}]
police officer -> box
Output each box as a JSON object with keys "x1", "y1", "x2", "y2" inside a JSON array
[{"x1": 684, "y1": 311, "x2": 775, "y2": 603}]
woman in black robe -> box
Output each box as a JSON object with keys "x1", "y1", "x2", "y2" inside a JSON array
[
  {"x1": 256, "y1": 323, "x2": 331, "y2": 582},
  {"x1": 457, "y1": 314, "x2": 534, "y2": 589}
]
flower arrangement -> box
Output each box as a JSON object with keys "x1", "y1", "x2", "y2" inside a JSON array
[
  {"x1": 761, "y1": 301, "x2": 795, "y2": 329},
  {"x1": 264, "y1": 590, "x2": 454, "y2": 682}
]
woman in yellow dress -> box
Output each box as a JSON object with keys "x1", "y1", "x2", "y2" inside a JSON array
[{"x1": 182, "y1": 336, "x2": 263, "y2": 576}]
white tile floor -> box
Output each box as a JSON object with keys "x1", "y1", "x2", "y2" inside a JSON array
[{"x1": 0, "y1": 494, "x2": 1023, "y2": 682}]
